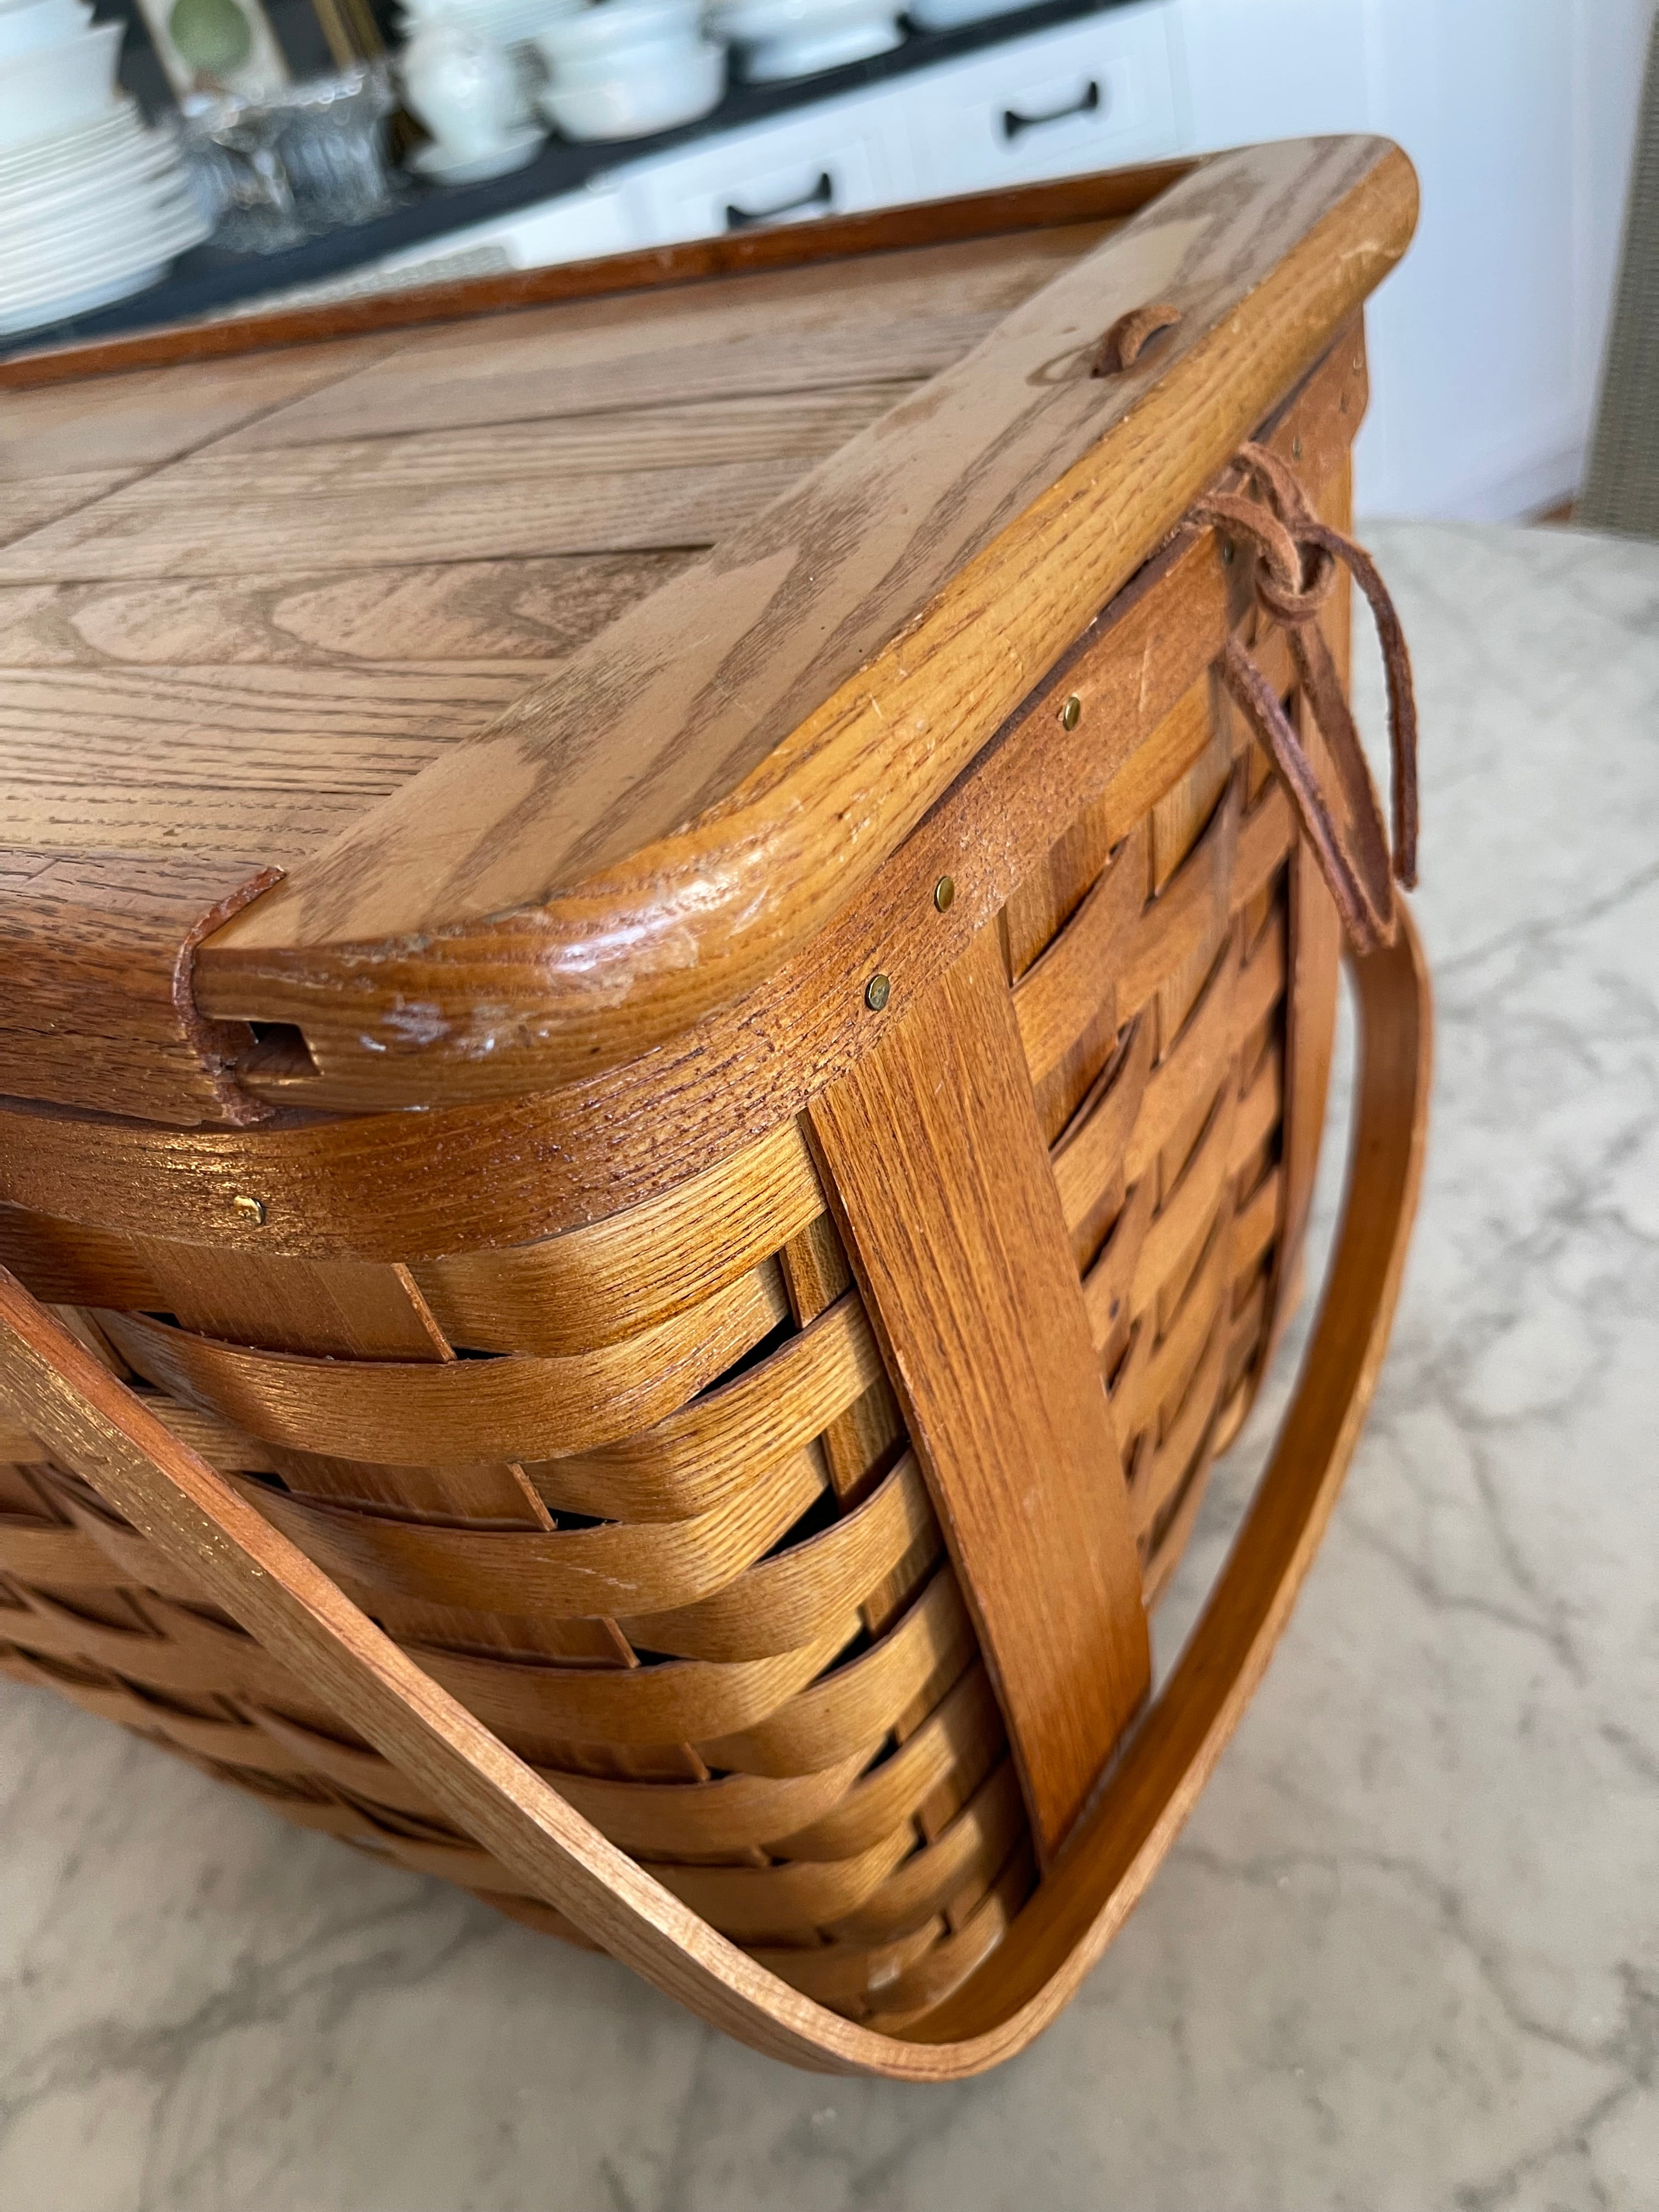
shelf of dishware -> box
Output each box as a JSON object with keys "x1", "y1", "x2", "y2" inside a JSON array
[
  {"x1": 0, "y1": 0, "x2": 211, "y2": 334},
  {"x1": 0, "y1": 0, "x2": 1164, "y2": 343},
  {"x1": 395, "y1": 0, "x2": 1170, "y2": 174},
  {"x1": 380, "y1": 0, "x2": 1180, "y2": 275}
]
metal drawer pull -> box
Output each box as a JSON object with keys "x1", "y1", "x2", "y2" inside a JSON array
[
  {"x1": 724, "y1": 171, "x2": 834, "y2": 230},
  {"x1": 1002, "y1": 80, "x2": 1102, "y2": 140}
]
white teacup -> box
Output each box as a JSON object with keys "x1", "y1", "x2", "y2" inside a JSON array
[{"x1": 400, "y1": 16, "x2": 520, "y2": 163}]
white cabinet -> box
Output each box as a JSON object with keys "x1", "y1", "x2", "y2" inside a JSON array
[
  {"x1": 617, "y1": 94, "x2": 911, "y2": 243},
  {"x1": 902, "y1": 5, "x2": 1182, "y2": 191},
  {"x1": 609, "y1": 8, "x2": 1181, "y2": 242},
  {"x1": 371, "y1": 8, "x2": 1186, "y2": 295},
  {"x1": 459, "y1": 181, "x2": 636, "y2": 269}
]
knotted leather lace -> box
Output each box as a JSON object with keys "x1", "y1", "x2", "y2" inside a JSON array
[{"x1": 1191, "y1": 441, "x2": 1419, "y2": 953}]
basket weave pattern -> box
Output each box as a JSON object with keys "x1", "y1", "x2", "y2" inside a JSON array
[{"x1": 0, "y1": 584, "x2": 1314, "y2": 2024}]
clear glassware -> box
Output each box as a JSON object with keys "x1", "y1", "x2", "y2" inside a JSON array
[
  {"x1": 177, "y1": 63, "x2": 399, "y2": 255},
  {"x1": 276, "y1": 63, "x2": 400, "y2": 230}
]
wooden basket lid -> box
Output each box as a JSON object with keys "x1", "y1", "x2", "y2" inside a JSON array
[{"x1": 0, "y1": 140, "x2": 1415, "y2": 1126}]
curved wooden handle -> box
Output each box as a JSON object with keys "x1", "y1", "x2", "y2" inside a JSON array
[{"x1": 0, "y1": 912, "x2": 1430, "y2": 2082}]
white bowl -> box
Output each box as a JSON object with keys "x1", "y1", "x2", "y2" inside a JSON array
[
  {"x1": 409, "y1": 118, "x2": 546, "y2": 184},
  {"x1": 536, "y1": 0, "x2": 703, "y2": 69},
  {"x1": 548, "y1": 29, "x2": 702, "y2": 81},
  {"x1": 713, "y1": 0, "x2": 899, "y2": 77},
  {"x1": 0, "y1": 19, "x2": 124, "y2": 151},
  {"x1": 0, "y1": 0, "x2": 92, "y2": 61},
  {"x1": 540, "y1": 33, "x2": 723, "y2": 137}
]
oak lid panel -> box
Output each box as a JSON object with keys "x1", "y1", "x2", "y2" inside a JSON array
[
  {"x1": 0, "y1": 662, "x2": 545, "y2": 862},
  {"x1": 0, "y1": 151, "x2": 1412, "y2": 1124},
  {"x1": 215, "y1": 227, "x2": 1115, "y2": 453},
  {"x1": 0, "y1": 207, "x2": 1138, "y2": 1127},
  {"x1": 0, "y1": 333, "x2": 408, "y2": 479},
  {"x1": 198, "y1": 138, "x2": 1415, "y2": 1110},
  {"x1": 0, "y1": 551, "x2": 695, "y2": 669}
]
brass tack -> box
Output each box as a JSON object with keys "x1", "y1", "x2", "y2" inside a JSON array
[
  {"x1": 933, "y1": 874, "x2": 955, "y2": 913},
  {"x1": 865, "y1": 973, "x2": 891, "y2": 1012},
  {"x1": 232, "y1": 1194, "x2": 267, "y2": 1226},
  {"x1": 1060, "y1": 693, "x2": 1082, "y2": 731},
  {"x1": 1292, "y1": 435, "x2": 1303, "y2": 460}
]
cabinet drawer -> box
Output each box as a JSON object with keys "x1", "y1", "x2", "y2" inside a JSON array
[
  {"x1": 909, "y1": 4, "x2": 1182, "y2": 193},
  {"x1": 619, "y1": 101, "x2": 905, "y2": 247}
]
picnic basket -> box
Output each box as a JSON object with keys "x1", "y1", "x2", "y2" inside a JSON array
[{"x1": 0, "y1": 137, "x2": 1430, "y2": 2079}]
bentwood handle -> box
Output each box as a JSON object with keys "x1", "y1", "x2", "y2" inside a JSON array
[{"x1": 0, "y1": 912, "x2": 1431, "y2": 2083}]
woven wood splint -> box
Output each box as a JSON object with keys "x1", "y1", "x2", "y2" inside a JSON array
[{"x1": 0, "y1": 139, "x2": 1431, "y2": 2078}]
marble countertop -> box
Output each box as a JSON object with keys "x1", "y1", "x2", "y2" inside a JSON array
[{"x1": 2, "y1": 520, "x2": 1656, "y2": 2211}]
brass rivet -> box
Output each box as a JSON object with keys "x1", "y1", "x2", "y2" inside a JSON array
[
  {"x1": 1060, "y1": 693, "x2": 1082, "y2": 731},
  {"x1": 1292, "y1": 436, "x2": 1302, "y2": 460},
  {"x1": 233, "y1": 1194, "x2": 267, "y2": 1226},
  {"x1": 865, "y1": 973, "x2": 891, "y2": 1012},
  {"x1": 933, "y1": 874, "x2": 955, "y2": 913}
]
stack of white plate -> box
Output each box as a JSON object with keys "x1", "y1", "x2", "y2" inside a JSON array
[{"x1": 0, "y1": 1, "x2": 210, "y2": 336}]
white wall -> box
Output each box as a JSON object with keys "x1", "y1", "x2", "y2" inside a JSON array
[{"x1": 1169, "y1": 0, "x2": 1657, "y2": 518}]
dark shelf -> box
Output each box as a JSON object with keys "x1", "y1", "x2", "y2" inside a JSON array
[{"x1": 3, "y1": 0, "x2": 1133, "y2": 357}]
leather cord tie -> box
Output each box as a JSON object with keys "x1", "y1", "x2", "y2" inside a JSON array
[{"x1": 1190, "y1": 441, "x2": 1419, "y2": 953}]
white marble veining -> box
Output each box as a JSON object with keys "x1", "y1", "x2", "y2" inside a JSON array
[{"x1": 2, "y1": 521, "x2": 1656, "y2": 2210}]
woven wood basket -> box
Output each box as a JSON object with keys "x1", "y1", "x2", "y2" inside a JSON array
[{"x1": 0, "y1": 141, "x2": 1431, "y2": 2078}]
